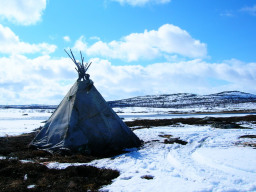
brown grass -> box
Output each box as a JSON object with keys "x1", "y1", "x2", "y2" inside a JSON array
[
  {"x1": 126, "y1": 115, "x2": 256, "y2": 129},
  {"x1": 0, "y1": 131, "x2": 120, "y2": 191},
  {"x1": 239, "y1": 135, "x2": 256, "y2": 139},
  {"x1": 0, "y1": 159, "x2": 119, "y2": 192},
  {"x1": 0, "y1": 131, "x2": 120, "y2": 163}
]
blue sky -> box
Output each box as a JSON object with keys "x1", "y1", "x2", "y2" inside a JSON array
[{"x1": 0, "y1": 0, "x2": 256, "y2": 104}]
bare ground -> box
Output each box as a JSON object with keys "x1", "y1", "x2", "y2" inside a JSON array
[
  {"x1": 1, "y1": 115, "x2": 256, "y2": 191},
  {"x1": 126, "y1": 115, "x2": 256, "y2": 129},
  {"x1": 0, "y1": 132, "x2": 120, "y2": 191},
  {"x1": 0, "y1": 159, "x2": 119, "y2": 192}
]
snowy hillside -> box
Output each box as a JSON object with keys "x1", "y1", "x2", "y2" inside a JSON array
[
  {"x1": 108, "y1": 91, "x2": 256, "y2": 109},
  {"x1": 1, "y1": 91, "x2": 256, "y2": 113}
]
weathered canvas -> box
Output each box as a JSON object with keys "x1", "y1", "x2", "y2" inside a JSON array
[{"x1": 30, "y1": 50, "x2": 141, "y2": 154}]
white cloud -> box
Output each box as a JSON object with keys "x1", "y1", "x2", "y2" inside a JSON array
[
  {"x1": 0, "y1": 55, "x2": 75, "y2": 104},
  {"x1": 1, "y1": 53, "x2": 255, "y2": 104},
  {"x1": 88, "y1": 58, "x2": 256, "y2": 100},
  {"x1": 0, "y1": 24, "x2": 56, "y2": 55},
  {"x1": 74, "y1": 24, "x2": 207, "y2": 62},
  {"x1": 111, "y1": 0, "x2": 170, "y2": 6},
  {"x1": 0, "y1": 0, "x2": 46, "y2": 25},
  {"x1": 240, "y1": 4, "x2": 256, "y2": 16},
  {"x1": 63, "y1": 36, "x2": 71, "y2": 42}
]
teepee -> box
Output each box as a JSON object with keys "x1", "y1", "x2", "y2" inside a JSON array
[{"x1": 30, "y1": 50, "x2": 141, "y2": 154}]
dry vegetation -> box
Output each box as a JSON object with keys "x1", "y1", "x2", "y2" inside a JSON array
[
  {"x1": 126, "y1": 115, "x2": 256, "y2": 129},
  {"x1": 0, "y1": 132, "x2": 120, "y2": 191},
  {"x1": 0, "y1": 159, "x2": 119, "y2": 192},
  {"x1": 1, "y1": 115, "x2": 256, "y2": 191}
]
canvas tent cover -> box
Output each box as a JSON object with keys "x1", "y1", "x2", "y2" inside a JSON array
[
  {"x1": 31, "y1": 79, "x2": 141, "y2": 154},
  {"x1": 31, "y1": 50, "x2": 141, "y2": 154}
]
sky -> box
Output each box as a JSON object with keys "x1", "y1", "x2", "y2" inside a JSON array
[{"x1": 0, "y1": 0, "x2": 256, "y2": 105}]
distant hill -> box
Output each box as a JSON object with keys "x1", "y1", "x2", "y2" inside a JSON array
[
  {"x1": 0, "y1": 104, "x2": 57, "y2": 109},
  {"x1": 108, "y1": 91, "x2": 256, "y2": 109},
  {"x1": 1, "y1": 91, "x2": 256, "y2": 109}
]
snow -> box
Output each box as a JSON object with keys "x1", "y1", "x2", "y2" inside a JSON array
[
  {"x1": 83, "y1": 125, "x2": 256, "y2": 192},
  {"x1": 110, "y1": 91, "x2": 256, "y2": 111},
  {"x1": 27, "y1": 184, "x2": 36, "y2": 189},
  {"x1": 1, "y1": 108, "x2": 256, "y2": 191},
  {"x1": 114, "y1": 104, "x2": 256, "y2": 115},
  {"x1": 0, "y1": 109, "x2": 51, "y2": 136},
  {"x1": 112, "y1": 107, "x2": 256, "y2": 122}
]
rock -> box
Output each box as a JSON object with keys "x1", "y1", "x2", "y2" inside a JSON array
[
  {"x1": 141, "y1": 175, "x2": 154, "y2": 180},
  {"x1": 211, "y1": 122, "x2": 238, "y2": 129},
  {"x1": 164, "y1": 138, "x2": 188, "y2": 145}
]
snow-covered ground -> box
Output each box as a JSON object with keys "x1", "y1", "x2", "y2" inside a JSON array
[
  {"x1": 114, "y1": 104, "x2": 256, "y2": 115},
  {"x1": 91, "y1": 125, "x2": 256, "y2": 192},
  {"x1": 114, "y1": 107, "x2": 256, "y2": 121},
  {"x1": 0, "y1": 109, "x2": 52, "y2": 136},
  {"x1": 1, "y1": 108, "x2": 256, "y2": 192},
  {"x1": 110, "y1": 91, "x2": 256, "y2": 111}
]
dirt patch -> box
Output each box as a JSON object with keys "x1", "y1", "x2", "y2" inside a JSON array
[
  {"x1": 169, "y1": 110, "x2": 256, "y2": 115},
  {"x1": 237, "y1": 135, "x2": 256, "y2": 149},
  {"x1": 158, "y1": 134, "x2": 173, "y2": 139},
  {"x1": 163, "y1": 138, "x2": 188, "y2": 145},
  {"x1": 158, "y1": 135, "x2": 187, "y2": 145},
  {"x1": 0, "y1": 132, "x2": 121, "y2": 191},
  {"x1": 211, "y1": 122, "x2": 244, "y2": 129},
  {"x1": 141, "y1": 175, "x2": 154, "y2": 180},
  {"x1": 126, "y1": 115, "x2": 256, "y2": 129},
  {"x1": 236, "y1": 141, "x2": 256, "y2": 148},
  {"x1": 0, "y1": 131, "x2": 124, "y2": 163},
  {"x1": 241, "y1": 142, "x2": 256, "y2": 148},
  {"x1": 239, "y1": 135, "x2": 256, "y2": 139},
  {"x1": 0, "y1": 159, "x2": 119, "y2": 192}
]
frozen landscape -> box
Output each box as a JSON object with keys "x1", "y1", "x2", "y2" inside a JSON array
[
  {"x1": 0, "y1": 91, "x2": 256, "y2": 191},
  {"x1": 1, "y1": 0, "x2": 256, "y2": 191}
]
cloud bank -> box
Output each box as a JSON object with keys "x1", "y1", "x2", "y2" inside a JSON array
[
  {"x1": 0, "y1": 0, "x2": 46, "y2": 25},
  {"x1": 89, "y1": 58, "x2": 256, "y2": 100},
  {"x1": 0, "y1": 54, "x2": 255, "y2": 104},
  {"x1": 74, "y1": 24, "x2": 207, "y2": 62},
  {"x1": 0, "y1": 55, "x2": 75, "y2": 104},
  {"x1": 0, "y1": 24, "x2": 56, "y2": 55}
]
